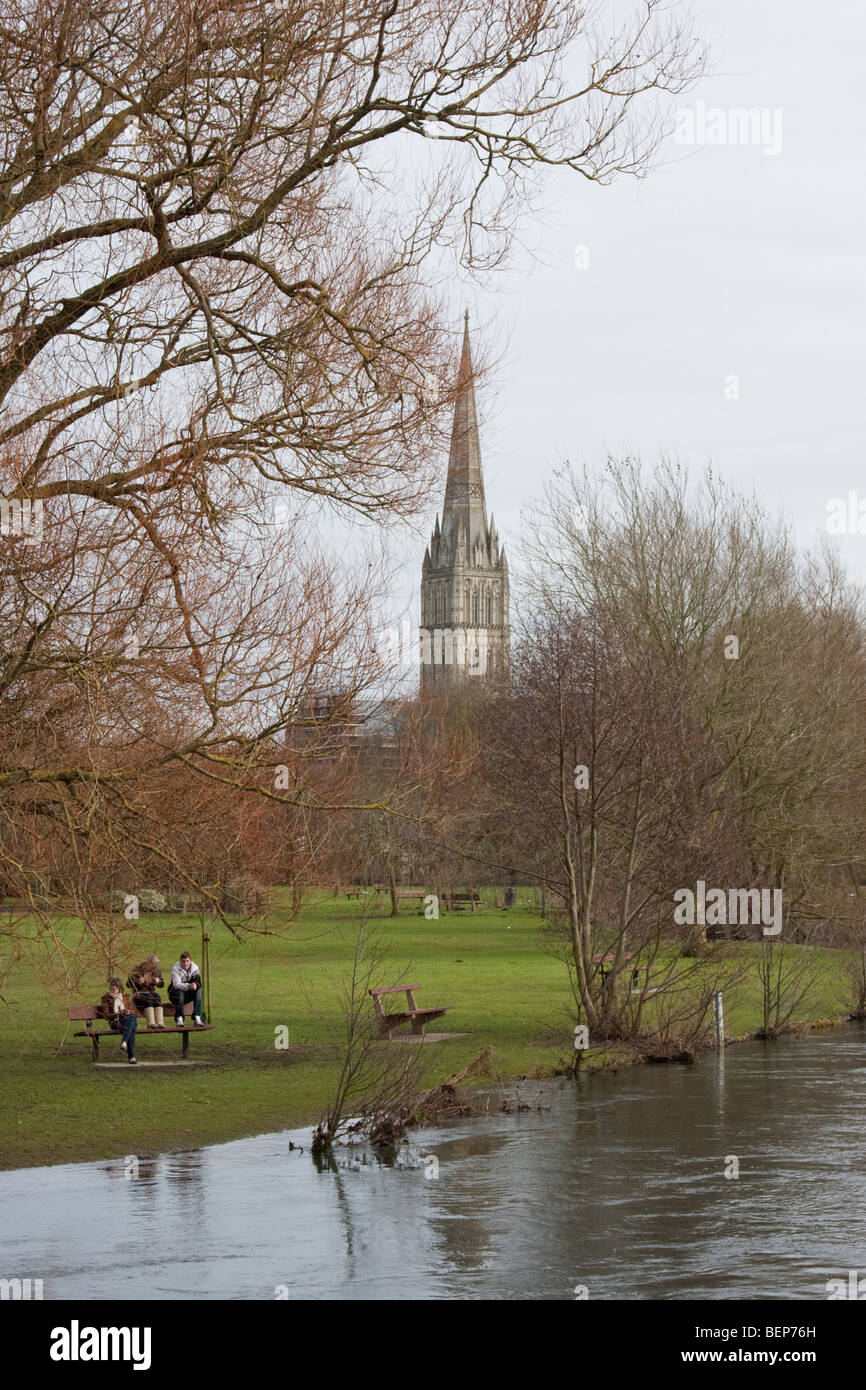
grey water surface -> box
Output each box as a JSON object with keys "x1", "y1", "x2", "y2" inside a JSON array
[{"x1": 3, "y1": 1024, "x2": 865, "y2": 1300}]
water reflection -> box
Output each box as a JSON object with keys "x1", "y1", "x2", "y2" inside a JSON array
[{"x1": 2, "y1": 1023, "x2": 866, "y2": 1299}]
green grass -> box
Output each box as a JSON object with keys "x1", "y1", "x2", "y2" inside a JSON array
[{"x1": 0, "y1": 889, "x2": 857, "y2": 1170}]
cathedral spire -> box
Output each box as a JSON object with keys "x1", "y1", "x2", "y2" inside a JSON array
[
  {"x1": 420, "y1": 313, "x2": 509, "y2": 689},
  {"x1": 442, "y1": 312, "x2": 488, "y2": 550}
]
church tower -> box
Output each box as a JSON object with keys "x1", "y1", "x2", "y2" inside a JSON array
[{"x1": 420, "y1": 314, "x2": 509, "y2": 688}]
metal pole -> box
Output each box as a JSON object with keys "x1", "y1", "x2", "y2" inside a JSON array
[
  {"x1": 202, "y1": 922, "x2": 212, "y2": 1022},
  {"x1": 713, "y1": 990, "x2": 724, "y2": 1048}
]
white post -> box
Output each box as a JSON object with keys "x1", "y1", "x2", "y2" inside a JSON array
[{"x1": 713, "y1": 990, "x2": 724, "y2": 1048}]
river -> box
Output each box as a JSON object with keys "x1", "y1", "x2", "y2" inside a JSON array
[{"x1": 2, "y1": 1023, "x2": 865, "y2": 1300}]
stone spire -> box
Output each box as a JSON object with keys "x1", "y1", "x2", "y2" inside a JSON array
[
  {"x1": 419, "y1": 313, "x2": 510, "y2": 689},
  {"x1": 441, "y1": 311, "x2": 488, "y2": 552}
]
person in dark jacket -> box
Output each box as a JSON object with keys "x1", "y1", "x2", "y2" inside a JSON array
[
  {"x1": 97, "y1": 978, "x2": 138, "y2": 1063},
  {"x1": 126, "y1": 954, "x2": 166, "y2": 1029}
]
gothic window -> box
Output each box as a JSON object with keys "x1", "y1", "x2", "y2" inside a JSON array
[
  {"x1": 486, "y1": 593, "x2": 492, "y2": 625},
  {"x1": 472, "y1": 590, "x2": 478, "y2": 624}
]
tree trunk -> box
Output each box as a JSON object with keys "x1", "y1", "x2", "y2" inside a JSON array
[{"x1": 388, "y1": 860, "x2": 399, "y2": 917}]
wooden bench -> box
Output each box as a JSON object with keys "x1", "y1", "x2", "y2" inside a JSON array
[
  {"x1": 395, "y1": 890, "x2": 426, "y2": 912},
  {"x1": 592, "y1": 951, "x2": 635, "y2": 992},
  {"x1": 446, "y1": 890, "x2": 480, "y2": 913},
  {"x1": 68, "y1": 1001, "x2": 214, "y2": 1061},
  {"x1": 369, "y1": 984, "x2": 452, "y2": 1038}
]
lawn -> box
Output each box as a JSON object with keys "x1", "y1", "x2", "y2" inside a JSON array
[{"x1": 0, "y1": 889, "x2": 857, "y2": 1170}]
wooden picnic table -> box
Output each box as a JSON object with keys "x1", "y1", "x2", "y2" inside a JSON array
[{"x1": 369, "y1": 984, "x2": 452, "y2": 1038}]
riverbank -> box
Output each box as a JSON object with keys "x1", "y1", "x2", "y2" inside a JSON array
[{"x1": 0, "y1": 891, "x2": 858, "y2": 1170}]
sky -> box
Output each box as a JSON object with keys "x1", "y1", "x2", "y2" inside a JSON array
[{"x1": 376, "y1": 0, "x2": 866, "y2": 657}]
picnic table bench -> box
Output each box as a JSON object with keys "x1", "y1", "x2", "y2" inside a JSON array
[
  {"x1": 68, "y1": 1001, "x2": 214, "y2": 1061},
  {"x1": 369, "y1": 984, "x2": 452, "y2": 1038},
  {"x1": 445, "y1": 890, "x2": 480, "y2": 913}
]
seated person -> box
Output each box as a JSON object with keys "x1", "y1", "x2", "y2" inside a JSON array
[
  {"x1": 169, "y1": 951, "x2": 204, "y2": 1027},
  {"x1": 97, "y1": 978, "x2": 138, "y2": 1064},
  {"x1": 126, "y1": 954, "x2": 166, "y2": 1029}
]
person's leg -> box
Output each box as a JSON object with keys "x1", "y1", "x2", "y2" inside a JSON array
[
  {"x1": 123, "y1": 1015, "x2": 137, "y2": 1058},
  {"x1": 169, "y1": 988, "x2": 184, "y2": 1026},
  {"x1": 193, "y1": 982, "x2": 203, "y2": 1022},
  {"x1": 153, "y1": 1004, "x2": 165, "y2": 1028},
  {"x1": 143, "y1": 1005, "x2": 155, "y2": 1027}
]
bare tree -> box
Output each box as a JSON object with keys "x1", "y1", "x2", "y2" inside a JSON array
[
  {"x1": 0, "y1": 2, "x2": 705, "y2": 978},
  {"x1": 311, "y1": 914, "x2": 421, "y2": 1152},
  {"x1": 756, "y1": 939, "x2": 821, "y2": 1040},
  {"x1": 487, "y1": 457, "x2": 866, "y2": 1043}
]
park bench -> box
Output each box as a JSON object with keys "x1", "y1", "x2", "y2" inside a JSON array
[
  {"x1": 369, "y1": 984, "x2": 452, "y2": 1038},
  {"x1": 446, "y1": 890, "x2": 480, "y2": 913},
  {"x1": 592, "y1": 951, "x2": 636, "y2": 992},
  {"x1": 68, "y1": 1001, "x2": 214, "y2": 1061},
  {"x1": 395, "y1": 890, "x2": 426, "y2": 911}
]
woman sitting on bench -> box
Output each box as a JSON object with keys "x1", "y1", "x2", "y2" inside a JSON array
[
  {"x1": 97, "y1": 978, "x2": 138, "y2": 1064},
  {"x1": 126, "y1": 954, "x2": 166, "y2": 1029}
]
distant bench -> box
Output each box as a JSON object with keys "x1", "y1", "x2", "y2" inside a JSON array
[
  {"x1": 445, "y1": 890, "x2": 480, "y2": 914},
  {"x1": 592, "y1": 952, "x2": 636, "y2": 992},
  {"x1": 369, "y1": 984, "x2": 452, "y2": 1038},
  {"x1": 68, "y1": 1001, "x2": 214, "y2": 1061},
  {"x1": 396, "y1": 890, "x2": 426, "y2": 911}
]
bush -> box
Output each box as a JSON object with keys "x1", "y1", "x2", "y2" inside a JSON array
[{"x1": 136, "y1": 888, "x2": 167, "y2": 913}]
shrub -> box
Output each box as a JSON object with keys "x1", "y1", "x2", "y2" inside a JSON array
[{"x1": 137, "y1": 888, "x2": 167, "y2": 913}]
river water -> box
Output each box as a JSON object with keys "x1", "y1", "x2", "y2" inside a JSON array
[{"x1": 3, "y1": 1024, "x2": 865, "y2": 1300}]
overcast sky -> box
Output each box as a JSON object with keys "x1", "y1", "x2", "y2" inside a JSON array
[{"x1": 378, "y1": 0, "x2": 866, "y2": 650}]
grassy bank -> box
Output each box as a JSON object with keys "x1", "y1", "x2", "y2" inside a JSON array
[{"x1": 0, "y1": 890, "x2": 857, "y2": 1170}]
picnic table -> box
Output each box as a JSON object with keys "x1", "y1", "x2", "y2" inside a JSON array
[{"x1": 369, "y1": 983, "x2": 452, "y2": 1038}]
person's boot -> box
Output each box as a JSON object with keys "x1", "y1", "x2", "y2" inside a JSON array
[
  {"x1": 144, "y1": 1006, "x2": 156, "y2": 1029},
  {"x1": 154, "y1": 1005, "x2": 165, "y2": 1030}
]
